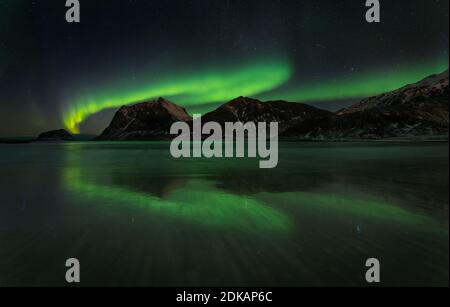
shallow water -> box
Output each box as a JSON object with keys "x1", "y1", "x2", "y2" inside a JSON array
[{"x1": 0, "y1": 141, "x2": 448, "y2": 286}]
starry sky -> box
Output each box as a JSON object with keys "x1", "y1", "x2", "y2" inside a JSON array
[{"x1": 0, "y1": 0, "x2": 448, "y2": 136}]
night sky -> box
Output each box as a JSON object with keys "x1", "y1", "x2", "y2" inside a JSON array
[{"x1": 0, "y1": 0, "x2": 448, "y2": 136}]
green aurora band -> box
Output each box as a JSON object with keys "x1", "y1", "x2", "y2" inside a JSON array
[
  {"x1": 62, "y1": 57, "x2": 448, "y2": 134},
  {"x1": 64, "y1": 170, "x2": 294, "y2": 234},
  {"x1": 63, "y1": 59, "x2": 293, "y2": 133},
  {"x1": 260, "y1": 59, "x2": 449, "y2": 103}
]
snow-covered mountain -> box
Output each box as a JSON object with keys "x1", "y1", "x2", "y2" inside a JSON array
[{"x1": 282, "y1": 70, "x2": 449, "y2": 139}]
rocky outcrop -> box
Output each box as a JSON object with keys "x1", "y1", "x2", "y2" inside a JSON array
[
  {"x1": 96, "y1": 97, "x2": 192, "y2": 141},
  {"x1": 37, "y1": 129, "x2": 74, "y2": 141},
  {"x1": 201, "y1": 96, "x2": 333, "y2": 133}
]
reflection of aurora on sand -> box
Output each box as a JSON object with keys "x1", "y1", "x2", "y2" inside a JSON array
[
  {"x1": 62, "y1": 145, "x2": 444, "y2": 236},
  {"x1": 63, "y1": 167, "x2": 295, "y2": 234},
  {"x1": 259, "y1": 192, "x2": 443, "y2": 231}
]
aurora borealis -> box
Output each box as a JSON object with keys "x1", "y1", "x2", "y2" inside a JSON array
[
  {"x1": 63, "y1": 58, "x2": 293, "y2": 133},
  {"x1": 0, "y1": 0, "x2": 448, "y2": 136},
  {"x1": 1, "y1": 0, "x2": 449, "y2": 289},
  {"x1": 260, "y1": 58, "x2": 450, "y2": 103},
  {"x1": 63, "y1": 57, "x2": 449, "y2": 133}
]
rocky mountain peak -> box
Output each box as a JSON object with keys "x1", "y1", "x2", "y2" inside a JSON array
[
  {"x1": 283, "y1": 69, "x2": 449, "y2": 139},
  {"x1": 338, "y1": 70, "x2": 449, "y2": 116},
  {"x1": 96, "y1": 98, "x2": 192, "y2": 140},
  {"x1": 37, "y1": 129, "x2": 74, "y2": 141},
  {"x1": 202, "y1": 96, "x2": 332, "y2": 132}
]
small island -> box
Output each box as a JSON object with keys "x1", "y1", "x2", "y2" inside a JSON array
[{"x1": 36, "y1": 129, "x2": 74, "y2": 142}]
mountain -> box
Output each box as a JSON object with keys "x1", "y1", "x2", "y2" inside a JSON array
[
  {"x1": 96, "y1": 96, "x2": 331, "y2": 140},
  {"x1": 282, "y1": 70, "x2": 449, "y2": 139},
  {"x1": 201, "y1": 96, "x2": 332, "y2": 132},
  {"x1": 96, "y1": 97, "x2": 192, "y2": 140},
  {"x1": 94, "y1": 70, "x2": 449, "y2": 141},
  {"x1": 36, "y1": 129, "x2": 74, "y2": 141}
]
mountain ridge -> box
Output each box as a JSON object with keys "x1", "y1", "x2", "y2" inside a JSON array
[
  {"x1": 50, "y1": 69, "x2": 449, "y2": 141},
  {"x1": 201, "y1": 96, "x2": 333, "y2": 133},
  {"x1": 282, "y1": 70, "x2": 449, "y2": 139}
]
